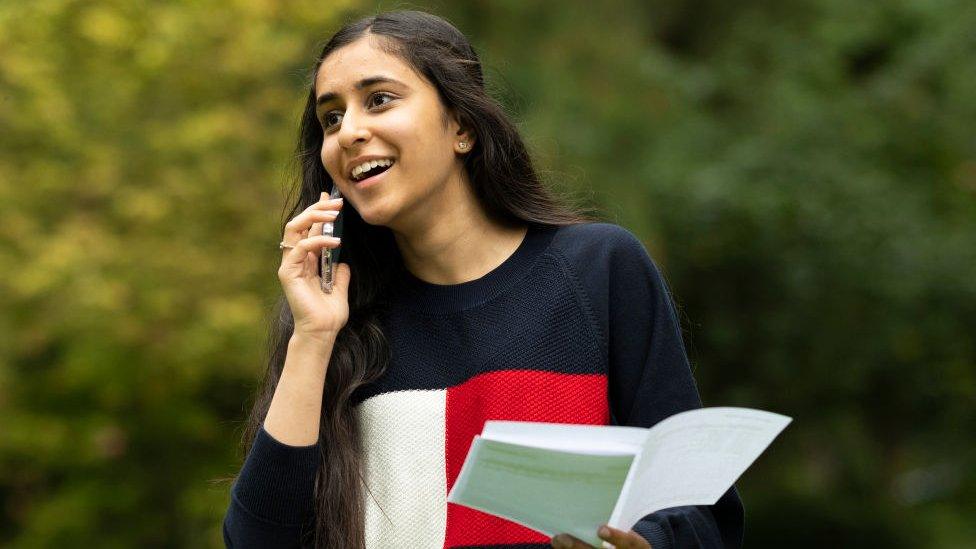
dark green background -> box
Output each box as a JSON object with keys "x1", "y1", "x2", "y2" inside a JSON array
[{"x1": 2, "y1": 0, "x2": 973, "y2": 546}]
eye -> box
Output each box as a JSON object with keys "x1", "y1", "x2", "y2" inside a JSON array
[
  {"x1": 322, "y1": 112, "x2": 341, "y2": 129},
  {"x1": 368, "y1": 91, "x2": 395, "y2": 108},
  {"x1": 321, "y1": 92, "x2": 397, "y2": 132}
]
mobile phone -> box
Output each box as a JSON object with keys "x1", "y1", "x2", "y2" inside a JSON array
[{"x1": 320, "y1": 185, "x2": 343, "y2": 293}]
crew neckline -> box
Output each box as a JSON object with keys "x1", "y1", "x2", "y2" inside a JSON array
[{"x1": 395, "y1": 223, "x2": 556, "y2": 314}]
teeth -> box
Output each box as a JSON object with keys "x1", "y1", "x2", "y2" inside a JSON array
[{"x1": 351, "y1": 158, "x2": 394, "y2": 180}]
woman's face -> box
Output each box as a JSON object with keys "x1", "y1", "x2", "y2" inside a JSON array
[{"x1": 314, "y1": 35, "x2": 471, "y2": 230}]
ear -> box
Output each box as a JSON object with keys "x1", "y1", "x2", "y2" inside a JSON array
[
  {"x1": 447, "y1": 108, "x2": 476, "y2": 153},
  {"x1": 454, "y1": 126, "x2": 476, "y2": 154}
]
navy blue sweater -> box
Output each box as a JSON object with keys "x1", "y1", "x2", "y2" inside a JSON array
[{"x1": 223, "y1": 222, "x2": 744, "y2": 548}]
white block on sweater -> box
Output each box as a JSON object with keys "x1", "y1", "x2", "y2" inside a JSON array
[{"x1": 356, "y1": 389, "x2": 448, "y2": 548}]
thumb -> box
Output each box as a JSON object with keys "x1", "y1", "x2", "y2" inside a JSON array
[{"x1": 332, "y1": 262, "x2": 352, "y2": 297}]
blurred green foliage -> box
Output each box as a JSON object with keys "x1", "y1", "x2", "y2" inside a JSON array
[{"x1": 1, "y1": 0, "x2": 973, "y2": 547}]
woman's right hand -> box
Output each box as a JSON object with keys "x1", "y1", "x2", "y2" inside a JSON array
[{"x1": 277, "y1": 191, "x2": 351, "y2": 342}]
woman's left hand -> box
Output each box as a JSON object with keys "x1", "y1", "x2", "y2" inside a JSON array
[{"x1": 550, "y1": 525, "x2": 652, "y2": 548}]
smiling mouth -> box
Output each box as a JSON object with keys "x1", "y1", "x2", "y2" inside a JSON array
[{"x1": 351, "y1": 160, "x2": 395, "y2": 182}]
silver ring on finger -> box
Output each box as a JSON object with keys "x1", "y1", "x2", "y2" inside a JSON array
[{"x1": 278, "y1": 241, "x2": 296, "y2": 250}]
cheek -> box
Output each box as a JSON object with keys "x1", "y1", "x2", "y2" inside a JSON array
[
  {"x1": 321, "y1": 141, "x2": 340, "y2": 178},
  {"x1": 383, "y1": 112, "x2": 452, "y2": 173},
  {"x1": 381, "y1": 110, "x2": 424, "y2": 153}
]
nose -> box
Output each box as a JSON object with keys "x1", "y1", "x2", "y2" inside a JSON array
[{"x1": 336, "y1": 107, "x2": 371, "y2": 149}]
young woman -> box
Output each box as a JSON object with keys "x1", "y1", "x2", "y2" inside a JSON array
[{"x1": 222, "y1": 10, "x2": 743, "y2": 549}]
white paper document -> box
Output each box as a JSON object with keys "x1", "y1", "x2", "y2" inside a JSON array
[{"x1": 446, "y1": 407, "x2": 791, "y2": 548}]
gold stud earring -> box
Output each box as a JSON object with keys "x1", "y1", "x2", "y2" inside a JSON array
[{"x1": 458, "y1": 142, "x2": 467, "y2": 150}]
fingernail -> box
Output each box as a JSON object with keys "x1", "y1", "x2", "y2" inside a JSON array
[{"x1": 599, "y1": 526, "x2": 610, "y2": 538}]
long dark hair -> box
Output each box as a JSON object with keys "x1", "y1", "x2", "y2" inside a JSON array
[{"x1": 239, "y1": 10, "x2": 596, "y2": 548}]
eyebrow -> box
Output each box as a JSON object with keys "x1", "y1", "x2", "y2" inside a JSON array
[{"x1": 315, "y1": 76, "x2": 407, "y2": 108}]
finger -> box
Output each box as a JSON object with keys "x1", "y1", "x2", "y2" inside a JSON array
[
  {"x1": 302, "y1": 218, "x2": 323, "y2": 271},
  {"x1": 550, "y1": 534, "x2": 593, "y2": 549},
  {"x1": 280, "y1": 190, "x2": 341, "y2": 242},
  {"x1": 282, "y1": 208, "x2": 340, "y2": 251},
  {"x1": 282, "y1": 235, "x2": 341, "y2": 268},
  {"x1": 597, "y1": 525, "x2": 650, "y2": 548},
  {"x1": 312, "y1": 196, "x2": 344, "y2": 211},
  {"x1": 302, "y1": 193, "x2": 344, "y2": 216},
  {"x1": 310, "y1": 221, "x2": 323, "y2": 237}
]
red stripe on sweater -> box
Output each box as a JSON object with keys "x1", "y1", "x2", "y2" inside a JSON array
[{"x1": 443, "y1": 370, "x2": 609, "y2": 548}]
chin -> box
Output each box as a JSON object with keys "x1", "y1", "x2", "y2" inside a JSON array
[{"x1": 353, "y1": 202, "x2": 397, "y2": 229}]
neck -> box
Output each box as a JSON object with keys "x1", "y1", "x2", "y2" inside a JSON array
[{"x1": 390, "y1": 173, "x2": 527, "y2": 285}]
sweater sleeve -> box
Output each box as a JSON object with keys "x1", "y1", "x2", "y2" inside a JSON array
[
  {"x1": 222, "y1": 424, "x2": 321, "y2": 548},
  {"x1": 560, "y1": 224, "x2": 745, "y2": 549}
]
